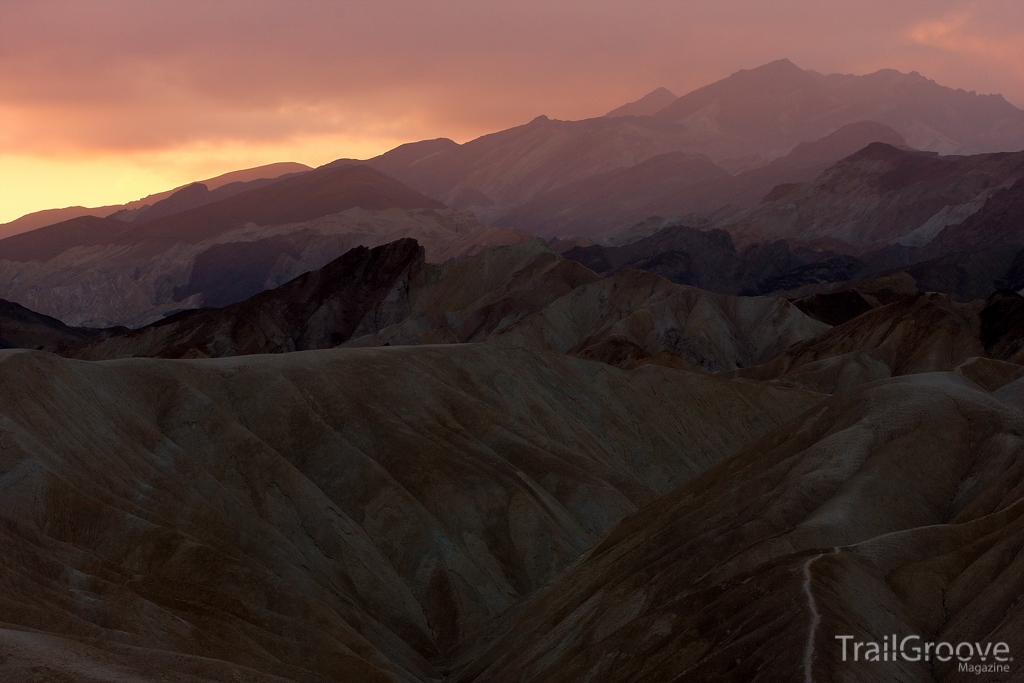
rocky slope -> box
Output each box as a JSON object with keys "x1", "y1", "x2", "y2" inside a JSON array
[
  {"x1": 2, "y1": 241, "x2": 1024, "y2": 683},
  {"x1": 0, "y1": 344, "x2": 818, "y2": 682},
  {"x1": 496, "y1": 152, "x2": 730, "y2": 237},
  {"x1": 61, "y1": 239, "x2": 426, "y2": 360},
  {"x1": 318, "y1": 240, "x2": 829, "y2": 372},
  {"x1": 448, "y1": 371, "x2": 1024, "y2": 682}
]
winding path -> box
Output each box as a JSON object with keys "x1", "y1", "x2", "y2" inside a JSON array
[{"x1": 802, "y1": 547, "x2": 840, "y2": 683}]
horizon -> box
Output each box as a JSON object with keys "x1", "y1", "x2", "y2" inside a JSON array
[{"x1": 2, "y1": 0, "x2": 1024, "y2": 223}]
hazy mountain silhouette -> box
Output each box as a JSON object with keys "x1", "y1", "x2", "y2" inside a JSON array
[
  {"x1": 606, "y1": 87, "x2": 677, "y2": 117},
  {"x1": 339, "y1": 60, "x2": 1024, "y2": 229},
  {"x1": 0, "y1": 161, "x2": 312, "y2": 238},
  {"x1": 499, "y1": 120, "x2": 907, "y2": 236},
  {"x1": 654, "y1": 58, "x2": 1024, "y2": 158}
]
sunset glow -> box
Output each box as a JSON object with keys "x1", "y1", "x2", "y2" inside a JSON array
[{"x1": 2, "y1": 0, "x2": 1023, "y2": 223}]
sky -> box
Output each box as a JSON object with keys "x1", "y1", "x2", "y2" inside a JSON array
[{"x1": 1, "y1": 0, "x2": 1023, "y2": 223}]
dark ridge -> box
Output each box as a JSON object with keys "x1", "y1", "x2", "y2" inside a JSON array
[
  {"x1": 132, "y1": 182, "x2": 211, "y2": 224},
  {"x1": 61, "y1": 238, "x2": 426, "y2": 359},
  {"x1": 0, "y1": 299, "x2": 117, "y2": 349},
  {"x1": 562, "y1": 225, "x2": 866, "y2": 295},
  {"x1": 980, "y1": 289, "x2": 1024, "y2": 360},
  {"x1": 791, "y1": 291, "x2": 874, "y2": 326},
  {"x1": 172, "y1": 237, "x2": 304, "y2": 307}
]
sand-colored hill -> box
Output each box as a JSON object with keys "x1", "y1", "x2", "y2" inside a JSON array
[
  {"x1": 328, "y1": 241, "x2": 829, "y2": 372},
  {"x1": 0, "y1": 344, "x2": 818, "y2": 682},
  {"x1": 448, "y1": 371, "x2": 1024, "y2": 682},
  {"x1": 725, "y1": 290, "x2": 1024, "y2": 395}
]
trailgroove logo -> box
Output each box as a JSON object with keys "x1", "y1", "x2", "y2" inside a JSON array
[{"x1": 836, "y1": 635, "x2": 1013, "y2": 674}]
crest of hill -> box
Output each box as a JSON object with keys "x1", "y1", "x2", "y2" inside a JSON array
[
  {"x1": 360, "y1": 114, "x2": 697, "y2": 222},
  {"x1": 163, "y1": 62, "x2": 1022, "y2": 234},
  {"x1": 0, "y1": 167, "x2": 537, "y2": 329},
  {"x1": 728, "y1": 290, "x2": 1024, "y2": 393}
]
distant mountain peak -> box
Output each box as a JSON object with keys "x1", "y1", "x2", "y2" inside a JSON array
[
  {"x1": 752, "y1": 57, "x2": 801, "y2": 70},
  {"x1": 606, "y1": 87, "x2": 678, "y2": 117}
]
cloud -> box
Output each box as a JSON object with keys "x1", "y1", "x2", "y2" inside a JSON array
[{"x1": 909, "y1": 11, "x2": 1024, "y2": 65}]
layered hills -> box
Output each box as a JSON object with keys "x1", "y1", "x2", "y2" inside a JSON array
[
  {"x1": 0, "y1": 166, "x2": 529, "y2": 327},
  {"x1": 5, "y1": 55, "x2": 1024, "y2": 683},
  {"x1": 1, "y1": 230, "x2": 1024, "y2": 681},
  {"x1": 7, "y1": 60, "x2": 1024, "y2": 331},
  {"x1": 57, "y1": 239, "x2": 828, "y2": 373},
  {"x1": 721, "y1": 142, "x2": 1024, "y2": 252},
  {"x1": 498, "y1": 121, "x2": 908, "y2": 237},
  {"x1": 348, "y1": 60, "x2": 1024, "y2": 227}
]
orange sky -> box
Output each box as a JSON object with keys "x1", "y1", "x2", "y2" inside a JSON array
[{"x1": 2, "y1": 0, "x2": 1023, "y2": 223}]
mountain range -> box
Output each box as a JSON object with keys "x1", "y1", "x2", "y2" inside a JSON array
[
  {"x1": 0, "y1": 165, "x2": 530, "y2": 327},
  {"x1": 348, "y1": 59, "x2": 1024, "y2": 226},
  {"x1": 3, "y1": 58, "x2": 1024, "y2": 331}
]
